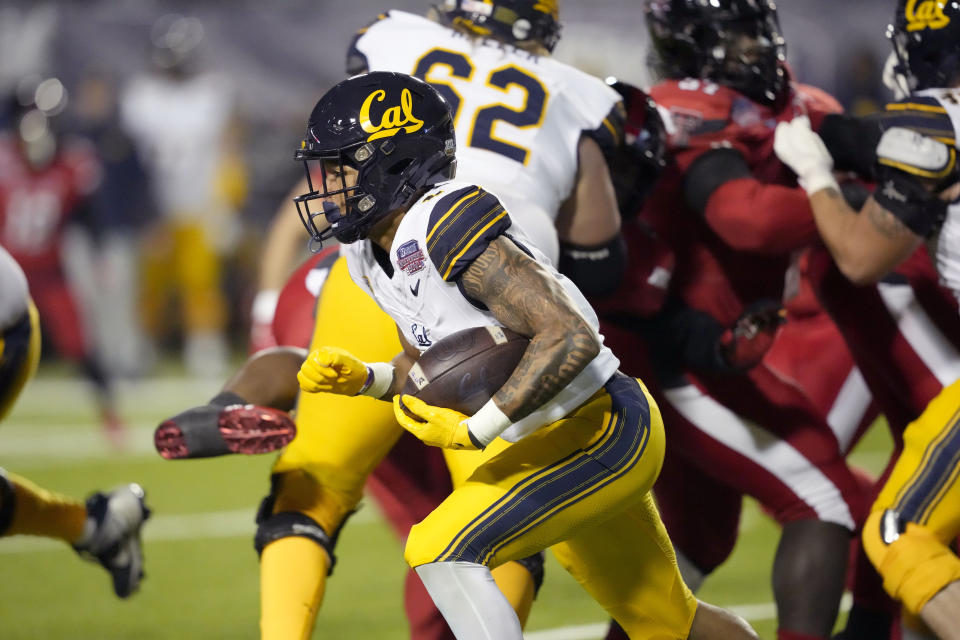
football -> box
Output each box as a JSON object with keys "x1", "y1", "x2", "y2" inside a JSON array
[{"x1": 402, "y1": 325, "x2": 529, "y2": 414}]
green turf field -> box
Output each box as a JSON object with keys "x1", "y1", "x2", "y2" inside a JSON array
[{"x1": 0, "y1": 367, "x2": 894, "y2": 639}]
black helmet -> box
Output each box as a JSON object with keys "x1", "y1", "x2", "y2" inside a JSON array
[
  {"x1": 435, "y1": 0, "x2": 561, "y2": 52},
  {"x1": 606, "y1": 79, "x2": 669, "y2": 217},
  {"x1": 889, "y1": 0, "x2": 960, "y2": 93},
  {"x1": 644, "y1": 0, "x2": 788, "y2": 107},
  {"x1": 294, "y1": 72, "x2": 456, "y2": 246}
]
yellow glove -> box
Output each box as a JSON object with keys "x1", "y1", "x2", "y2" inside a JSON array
[
  {"x1": 393, "y1": 394, "x2": 480, "y2": 450},
  {"x1": 298, "y1": 346, "x2": 369, "y2": 395}
]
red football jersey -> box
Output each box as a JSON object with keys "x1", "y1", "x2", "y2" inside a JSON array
[
  {"x1": 270, "y1": 246, "x2": 340, "y2": 348},
  {"x1": 0, "y1": 135, "x2": 101, "y2": 273},
  {"x1": 641, "y1": 80, "x2": 842, "y2": 325}
]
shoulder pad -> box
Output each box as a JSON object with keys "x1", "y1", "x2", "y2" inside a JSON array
[
  {"x1": 877, "y1": 127, "x2": 957, "y2": 180},
  {"x1": 425, "y1": 186, "x2": 511, "y2": 281},
  {"x1": 881, "y1": 96, "x2": 956, "y2": 145},
  {"x1": 346, "y1": 12, "x2": 391, "y2": 75},
  {"x1": 650, "y1": 79, "x2": 736, "y2": 121}
]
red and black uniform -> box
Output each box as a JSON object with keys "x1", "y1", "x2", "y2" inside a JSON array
[
  {"x1": 0, "y1": 135, "x2": 101, "y2": 361},
  {"x1": 613, "y1": 80, "x2": 868, "y2": 538}
]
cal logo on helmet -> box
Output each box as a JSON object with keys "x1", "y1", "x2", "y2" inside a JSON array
[
  {"x1": 905, "y1": 0, "x2": 951, "y2": 30},
  {"x1": 360, "y1": 88, "x2": 424, "y2": 142}
]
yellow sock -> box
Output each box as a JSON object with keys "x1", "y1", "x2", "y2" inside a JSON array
[
  {"x1": 3, "y1": 473, "x2": 87, "y2": 543},
  {"x1": 260, "y1": 536, "x2": 329, "y2": 640},
  {"x1": 492, "y1": 560, "x2": 536, "y2": 628}
]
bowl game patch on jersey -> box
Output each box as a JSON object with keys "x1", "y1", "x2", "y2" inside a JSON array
[{"x1": 397, "y1": 239, "x2": 426, "y2": 275}]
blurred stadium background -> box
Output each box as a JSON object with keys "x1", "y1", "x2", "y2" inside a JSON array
[{"x1": 0, "y1": 1, "x2": 900, "y2": 638}]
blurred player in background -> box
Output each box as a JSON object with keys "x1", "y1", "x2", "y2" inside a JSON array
[
  {"x1": 120, "y1": 14, "x2": 247, "y2": 377},
  {"x1": 0, "y1": 78, "x2": 127, "y2": 443},
  {"x1": 72, "y1": 70, "x2": 155, "y2": 379},
  {"x1": 0, "y1": 245, "x2": 149, "y2": 599},
  {"x1": 604, "y1": 2, "x2": 898, "y2": 639},
  {"x1": 245, "y1": 3, "x2": 659, "y2": 639},
  {"x1": 774, "y1": 0, "x2": 960, "y2": 635}
]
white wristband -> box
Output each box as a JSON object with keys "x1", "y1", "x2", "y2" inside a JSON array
[
  {"x1": 465, "y1": 399, "x2": 512, "y2": 448},
  {"x1": 359, "y1": 361, "x2": 395, "y2": 399},
  {"x1": 798, "y1": 169, "x2": 840, "y2": 197}
]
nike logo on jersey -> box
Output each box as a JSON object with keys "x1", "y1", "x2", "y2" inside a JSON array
[{"x1": 410, "y1": 280, "x2": 421, "y2": 296}]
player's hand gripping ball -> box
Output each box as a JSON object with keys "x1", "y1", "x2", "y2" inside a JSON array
[
  {"x1": 393, "y1": 395, "x2": 478, "y2": 450},
  {"x1": 298, "y1": 346, "x2": 369, "y2": 396}
]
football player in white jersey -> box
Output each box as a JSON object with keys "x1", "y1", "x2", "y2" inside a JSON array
[
  {"x1": 0, "y1": 246, "x2": 150, "y2": 599},
  {"x1": 774, "y1": 1, "x2": 960, "y2": 636},
  {"x1": 247, "y1": 3, "x2": 670, "y2": 638},
  {"x1": 252, "y1": 0, "x2": 632, "y2": 346},
  {"x1": 294, "y1": 69, "x2": 757, "y2": 640}
]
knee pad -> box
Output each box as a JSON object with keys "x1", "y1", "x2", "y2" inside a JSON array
[
  {"x1": 254, "y1": 473, "x2": 353, "y2": 575},
  {"x1": 0, "y1": 468, "x2": 14, "y2": 535},
  {"x1": 863, "y1": 509, "x2": 960, "y2": 615},
  {"x1": 254, "y1": 509, "x2": 339, "y2": 575},
  {"x1": 514, "y1": 552, "x2": 546, "y2": 597}
]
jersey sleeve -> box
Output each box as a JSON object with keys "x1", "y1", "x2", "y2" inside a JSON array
[
  {"x1": 345, "y1": 12, "x2": 390, "y2": 75},
  {"x1": 425, "y1": 185, "x2": 512, "y2": 281},
  {"x1": 583, "y1": 102, "x2": 626, "y2": 159}
]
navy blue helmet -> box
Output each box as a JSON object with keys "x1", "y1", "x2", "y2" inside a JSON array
[
  {"x1": 294, "y1": 72, "x2": 456, "y2": 246},
  {"x1": 889, "y1": 0, "x2": 960, "y2": 92},
  {"x1": 436, "y1": 0, "x2": 561, "y2": 52}
]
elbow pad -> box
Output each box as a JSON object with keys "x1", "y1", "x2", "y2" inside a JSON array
[{"x1": 558, "y1": 235, "x2": 627, "y2": 297}]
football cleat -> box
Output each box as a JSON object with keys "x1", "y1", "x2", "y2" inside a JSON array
[
  {"x1": 154, "y1": 403, "x2": 297, "y2": 460},
  {"x1": 73, "y1": 484, "x2": 150, "y2": 599}
]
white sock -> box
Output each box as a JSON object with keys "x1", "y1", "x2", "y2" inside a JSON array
[
  {"x1": 415, "y1": 561, "x2": 523, "y2": 640},
  {"x1": 674, "y1": 547, "x2": 706, "y2": 593}
]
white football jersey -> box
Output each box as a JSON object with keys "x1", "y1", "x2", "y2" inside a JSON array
[
  {"x1": 342, "y1": 180, "x2": 620, "y2": 442},
  {"x1": 0, "y1": 246, "x2": 29, "y2": 331},
  {"x1": 917, "y1": 87, "x2": 960, "y2": 307},
  {"x1": 120, "y1": 72, "x2": 233, "y2": 219},
  {"x1": 351, "y1": 10, "x2": 623, "y2": 264}
]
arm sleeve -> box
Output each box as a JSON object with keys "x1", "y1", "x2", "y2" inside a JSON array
[
  {"x1": 426, "y1": 186, "x2": 512, "y2": 281},
  {"x1": 558, "y1": 235, "x2": 627, "y2": 297},
  {"x1": 683, "y1": 148, "x2": 819, "y2": 253},
  {"x1": 873, "y1": 166, "x2": 949, "y2": 238}
]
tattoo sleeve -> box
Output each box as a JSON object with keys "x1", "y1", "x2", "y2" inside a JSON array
[{"x1": 460, "y1": 236, "x2": 601, "y2": 422}]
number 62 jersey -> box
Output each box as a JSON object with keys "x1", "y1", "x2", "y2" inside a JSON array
[{"x1": 348, "y1": 10, "x2": 623, "y2": 264}]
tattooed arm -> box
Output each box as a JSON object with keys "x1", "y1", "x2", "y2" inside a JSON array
[
  {"x1": 807, "y1": 188, "x2": 921, "y2": 285},
  {"x1": 460, "y1": 236, "x2": 601, "y2": 422}
]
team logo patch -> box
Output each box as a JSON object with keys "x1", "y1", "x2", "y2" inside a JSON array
[
  {"x1": 397, "y1": 239, "x2": 426, "y2": 275},
  {"x1": 668, "y1": 107, "x2": 703, "y2": 148},
  {"x1": 360, "y1": 88, "x2": 424, "y2": 142},
  {"x1": 411, "y1": 323, "x2": 432, "y2": 348},
  {"x1": 905, "y1": 0, "x2": 950, "y2": 31}
]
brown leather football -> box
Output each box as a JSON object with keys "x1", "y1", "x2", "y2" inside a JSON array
[{"x1": 401, "y1": 325, "x2": 529, "y2": 415}]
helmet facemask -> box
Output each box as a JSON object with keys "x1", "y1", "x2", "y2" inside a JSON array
[{"x1": 295, "y1": 124, "x2": 457, "y2": 247}]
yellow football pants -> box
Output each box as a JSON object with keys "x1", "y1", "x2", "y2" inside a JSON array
[
  {"x1": 408, "y1": 376, "x2": 698, "y2": 639},
  {"x1": 863, "y1": 378, "x2": 960, "y2": 616},
  {"x1": 0, "y1": 301, "x2": 41, "y2": 422},
  {"x1": 140, "y1": 221, "x2": 226, "y2": 334},
  {"x1": 261, "y1": 256, "x2": 540, "y2": 639}
]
